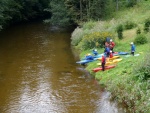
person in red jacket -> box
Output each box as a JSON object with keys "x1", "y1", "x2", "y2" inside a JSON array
[
  {"x1": 109, "y1": 39, "x2": 115, "y2": 53},
  {"x1": 101, "y1": 55, "x2": 106, "y2": 71},
  {"x1": 109, "y1": 50, "x2": 113, "y2": 58}
]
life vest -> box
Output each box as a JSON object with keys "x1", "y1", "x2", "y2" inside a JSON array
[
  {"x1": 110, "y1": 42, "x2": 115, "y2": 48},
  {"x1": 110, "y1": 53, "x2": 113, "y2": 58},
  {"x1": 101, "y1": 56, "x2": 106, "y2": 63}
]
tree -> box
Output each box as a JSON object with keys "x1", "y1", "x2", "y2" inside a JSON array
[
  {"x1": 44, "y1": 0, "x2": 72, "y2": 27},
  {"x1": 0, "y1": 0, "x2": 50, "y2": 30}
]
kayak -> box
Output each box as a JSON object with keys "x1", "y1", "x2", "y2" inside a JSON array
[
  {"x1": 81, "y1": 53, "x2": 103, "y2": 60},
  {"x1": 109, "y1": 56, "x2": 120, "y2": 60},
  {"x1": 97, "y1": 58, "x2": 122, "y2": 66},
  {"x1": 97, "y1": 62, "x2": 116, "y2": 66},
  {"x1": 118, "y1": 52, "x2": 129, "y2": 55},
  {"x1": 125, "y1": 54, "x2": 140, "y2": 57},
  {"x1": 112, "y1": 58, "x2": 122, "y2": 63},
  {"x1": 97, "y1": 56, "x2": 120, "y2": 61},
  {"x1": 91, "y1": 53, "x2": 103, "y2": 58},
  {"x1": 92, "y1": 65, "x2": 116, "y2": 72},
  {"x1": 76, "y1": 57, "x2": 98, "y2": 65}
]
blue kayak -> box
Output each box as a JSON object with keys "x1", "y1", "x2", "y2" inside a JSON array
[
  {"x1": 76, "y1": 57, "x2": 98, "y2": 65},
  {"x1": 92, "y1": 53, "x2": 103, "y2": 58},
  {"x1": 125, "y1": 54, "x2": 140, "y2": 57},
  {"x1": 81, "y1": 53, "x2": 103, "y2": 60},
  {"x1": 118, "y1": 52, "x2": 129, "y2": 55}
]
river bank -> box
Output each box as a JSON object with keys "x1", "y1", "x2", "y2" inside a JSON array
[
  {"x1": 71, "y1": 1, "x2": 150, "y2": 112},
  {"x1": 73, "y1": 26, "x2": 150, "y2": 113}
]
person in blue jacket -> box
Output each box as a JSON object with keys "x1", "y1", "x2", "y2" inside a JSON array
[
  {"x1": 85, "y1": 54, "x2": 94, "y2": 60},
  {"x1": 92, "y1": 49, "x2": 98, "y2": 56},
  {"x1": 130, "y1": 42, "x2": 135, "y2": 56},
  {"x1": 104, "y1": 46, "x2": 110, "y2": 57}
]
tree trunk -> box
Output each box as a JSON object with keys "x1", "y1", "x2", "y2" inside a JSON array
[
  {"x1": 80, "y1": 0, "x2": 83, "y2": 21},
  {"x1": 116, "y1": 0, "x2": 118, "y2": 11}
]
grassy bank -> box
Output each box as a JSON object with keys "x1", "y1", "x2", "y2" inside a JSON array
[{"x1": 71, "y1": 1, "x2": 150, "y2": 113}]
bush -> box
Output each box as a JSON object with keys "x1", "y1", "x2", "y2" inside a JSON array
[
  {"x1": 125, "y1": 0, "x2": 136, "y2": 7},
  {"x1": 134, "y1": 52, "x2": 150, "y2": 81},
  {"x1": 144, "y1": 18, "x2": 150, "y2": 32},
  {"x1": 116, "y1": 24, "x2": 123, "y2": 39},
  {"x1": 71, "y1": 27, "x2": 84, "y2": 46},
  {"x1": 134, "y1": 34, "x2": 148, "y2": 45},
  {"x1": 136, "y1": 27, "x2": 141, "y2": 34},
  {"x1": 82, "y1": 21, "x2": 97, "y2": 30},
  {"x1": 77, "y1": 32, "x2": 113, "y2": 50},
  {"x1": 124, "y1": 21, "x2": 136, "y2": 30}
]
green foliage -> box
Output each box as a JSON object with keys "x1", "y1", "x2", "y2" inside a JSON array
[
  {"x1": 125, "y1": 0, "x2": 137, "y2": 7},
  {"x1": 75, "y1": 1, "x2": 150, "y2": 112},
  {"x1": 71, "y1": 27, "x2": 84, "y2": 46},
  {"x1": 134, "y1": 53, "x2": 150, "y2": 81},
  {"x1": 136, "y1": 27, "x2": 141, "y2": 34},
  {"x1": 0, "y1": 0, "x2": 50, "y2": 30},
  {"x1": 116, "y1": 24, "x2": 123, "y2": 39},
  {"x1": 144, "y1": 18, "x2": 150, "y2": 32},
  {"x1": 124, "y1": 21, "x2": 136, "y2": 30},
  {"x1": 82, "y1": 21, "x2": 97, "y2": 30},
  {"x1": 44, "y1": 0, "x2": 71, "y2": 27},
  {"x1": 78, "y1": 32, "x2": 113, "y2": 50},
  {"x1": 134, "y1": 34, "x2": 148, "y2": 45}
]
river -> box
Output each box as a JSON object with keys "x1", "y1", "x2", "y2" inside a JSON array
[{"x1": 0, "y1": 22, "x2": 124, "y2": 113}]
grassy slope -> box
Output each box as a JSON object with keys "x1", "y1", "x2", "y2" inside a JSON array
[{"x1": 76, "y1": 1, "x2": 150, "y2": 113}]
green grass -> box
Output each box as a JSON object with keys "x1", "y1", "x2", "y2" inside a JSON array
[
  {"x1": 72, "y1": 1, "x2": 150, "y2": 112},
  {"x1": 84, "y1": 41, "x2": 150, "y2": 112}
]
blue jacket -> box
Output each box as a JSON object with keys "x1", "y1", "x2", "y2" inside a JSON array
[
  {"x1": 104, "y1": 47, "x2": 110, "y2": 53},
  {"x1": 131, "y1": 44, "x2": 135, "y2": 52},
  {"x1": 92, "y1": 50, "x2": 98, "y2": 55},
  {"x1": 85, "y1": 55, "x2": 94, "y2": 60}
]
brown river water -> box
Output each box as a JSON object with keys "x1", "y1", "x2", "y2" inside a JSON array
[{"x1": 0, "y1": 22, "x2": 124, "y2": 113}]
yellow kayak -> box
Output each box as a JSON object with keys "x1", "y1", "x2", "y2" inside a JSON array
[
  {"x1": 113, "y1": 58, "x2": 122, "y2": 63},
  {"x1": 97, "y1": 58, "x2": 122, "y2": 66},
  {"x1": 97, "y1": 62, "x2": 116, "y2": 66},
  {"x1": 97, "y1": 56, "x2": 120, "y2": 61}
]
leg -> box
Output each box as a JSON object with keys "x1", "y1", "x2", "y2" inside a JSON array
[
  {"x1": 131, "y1": 51, "x2": 134, "y2": 56},
  {"x1": 111, "y1": 48, "x2": 114, "y2": 53},
  {"x1": 102, "y1": 63, "x2": 105, "y2": 71}
]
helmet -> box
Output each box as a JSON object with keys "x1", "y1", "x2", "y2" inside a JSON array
[
  {"x1": 110, "y1": 39, "x2": 112, "y2": 42},
  {"x1": 131, "y1": 42, "x2": 133, "y2": 44},
  {"x1": 95, "y1": 49, "x2": 97, "y2": 51},
  {"x1": 110, "y1": 50, "x2": 112, "y2": 52},
  {"x1": 88, "y1": 53, "x2": 91, "y2": 56}
]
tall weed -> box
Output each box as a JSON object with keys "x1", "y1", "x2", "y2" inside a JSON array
[
  {"x1": 77, "y1": 32, "x2": 113, "y2": 50},
  {"x1": 71, "y1": 27, "x2": 84, "y2": 46}
]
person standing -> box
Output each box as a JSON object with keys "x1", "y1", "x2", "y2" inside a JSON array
[
  {"x1": 110, "y1": 39, "x2": 115, "y2": 53},
  {"x1": 101, "y1": 55, "x2": 106, "y2": 71},
  {"x1": 104, "y1": 46, "x2": 110, "y2": 57},
  {"x1": 92, "y1": 49, "x2": 98, "y2": 56},
  {"x1": 109, "y1": 50, "x2": 113, "y2": 58},
  {"x1": 85, "y1": 54, "x2": 94, "y2": 60},
  {"x1": 131, "y1": 42, "x2": 135, "y2": 56}
]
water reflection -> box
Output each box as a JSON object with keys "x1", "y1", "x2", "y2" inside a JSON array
[{"x1": 0, "y1": 22, "x2": 124, "y2": 113}]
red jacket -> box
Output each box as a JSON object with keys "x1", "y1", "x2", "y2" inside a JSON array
[
  {"x1": 110, "y1": 42, "x2": 115, "y2": 48},
  {"x1": 101, "y1": 56, "x2": 106, "y2": 63}
]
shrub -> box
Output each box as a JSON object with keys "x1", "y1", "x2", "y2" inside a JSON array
[
  {"x1": 136, "y1": 27, "x2": 141, "y2": 34},
  {"x1": 144, "y1": 18, "x2": 150, "y2": 32},
  {"x1": 77, "y1": 32, "x2": 113, "y2": 50},
  {"x1": 116, "y1": 24, "x2": 123, "y2": 39},
  {"x1": 125, "y1": 0, "x2": 136, "y2": 7},
  {"x1": 82, "y1": 21, "x2": 97, "y2": 30},
  {"x1": 134, "y1": 52, "x2": 150, "y2": 81},
  {"x1": 124, "y1": 21, "x2": 136, "y2": 30},
  {"x1": 134, "y1": 34, "x2": 148, "y2": 45},
  {"x1": 71, "y1": 27, "x2": 84, "y2": 46}
]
